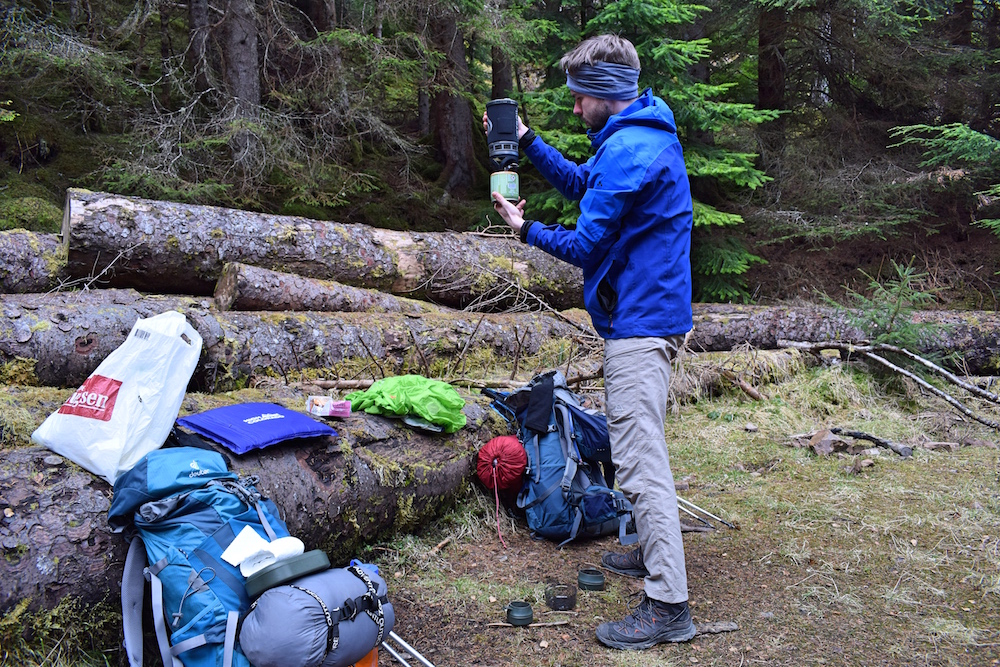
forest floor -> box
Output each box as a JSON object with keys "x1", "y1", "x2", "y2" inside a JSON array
[{"x1": 371, "y1": 356, "x2": 1000, "y2": 667}]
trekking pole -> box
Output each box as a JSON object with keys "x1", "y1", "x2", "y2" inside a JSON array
[
  {"x1": 382, "y1": 631, "x2": 437, "y2": 667},
  {"x1": 677, "y1": 497, "x2": 736, "y2": 529},
  {"x1": 678, "y1": 503, "x2": 714, "y2": 529}
]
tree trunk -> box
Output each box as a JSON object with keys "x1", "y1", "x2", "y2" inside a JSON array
[
  {"x1": 223, "y1": 0, "x2": 263, "y2": 176},
  {"x1": 293, "y1": 0, "x2": 333, "y2": 33},
  {"x1": 0, "y1": 230, "x2": 68, "y2": 293},
  {"x1": 62, "y1": 189, "x2": 584, "y2": 310},
  {"x1": 491, "y1": 45, "x2": 513, "y2": 100},
  {"x1": 429, "y1": 8, "x2": 476, "y2": 195},
  {"x1": 757, "y1": 5, "x2": 788, "y2": 162},
  {"x1": 948, "y1": 0, "x2": 975, "y2": 46},
  {"x1": 0, "y1": 289, "x2": 594, "y2": 390},
  {"x1": 5, "y1": 290, "x2": 1000, "y2": 389},
  {"x1": 0, "y1": 400, "x2": 500, "y2": 615},
  {"x1": 214, "y1": 262, "x2": 439, "y2": 314},
  {"x1": 187, "y1": 0, "x2": 212, "y2": 93}
]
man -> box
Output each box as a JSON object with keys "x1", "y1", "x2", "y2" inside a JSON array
[{"x1": 485, "y1": 34, "x2": 696, "y2": 650}]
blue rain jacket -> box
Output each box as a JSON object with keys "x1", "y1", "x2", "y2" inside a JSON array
[{"x1": 522, "y1": 89, "x2": 693, "y2": 339}]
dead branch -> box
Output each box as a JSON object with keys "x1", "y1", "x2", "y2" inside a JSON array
[
  {"x1": 830, "y1": 428, "x2": 913, "y2": 457},
  {"x1": 721, "y1": 369, "x2": 764, "y2": 400}
]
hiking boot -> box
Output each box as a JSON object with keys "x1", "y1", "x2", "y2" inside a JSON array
[
  {"x1": 595, "y1": 594, "x2": 697, "y2": 650},
  {"x1": 601, "y1": 547, "x2": 648, "y2": 578}
]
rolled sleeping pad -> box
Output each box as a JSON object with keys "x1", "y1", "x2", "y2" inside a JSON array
[{"x1": 239, "y1": 565, "x2": 395, "y2": 667}]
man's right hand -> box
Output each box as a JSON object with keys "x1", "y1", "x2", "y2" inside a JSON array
[{"x1": 491, "y1": 192, "x2": 527, "y2": 233}]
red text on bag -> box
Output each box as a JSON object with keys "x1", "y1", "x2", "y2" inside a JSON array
[{"x1": 58, "y1": 375, "x2": 123, "y2": 421}]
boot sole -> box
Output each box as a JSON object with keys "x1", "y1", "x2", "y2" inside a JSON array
[
  {"x1": 595, "y1": 621, "x2": 697, "y2": 650},
  {"x1": 601, "y1": 562, "x2": 649, "y2": 579}
]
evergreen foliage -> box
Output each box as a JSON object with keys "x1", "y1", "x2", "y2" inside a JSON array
[
  {"x1": 0, "y1": 0, "x2": 997, "y2": 299},
  {"x1": 889, "y1": 123, "x2": 1000, "y2": 237},
  {"x1": 842, "y1": 258, "x2": 941, "y2": 350}
]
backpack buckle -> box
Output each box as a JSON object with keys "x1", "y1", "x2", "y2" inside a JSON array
[{"x1": 341, "y1": 596, "x2": 358, "y2": 620}]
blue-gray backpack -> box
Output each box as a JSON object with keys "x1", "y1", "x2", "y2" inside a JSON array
[
  {"x1": 504, "y1": 370, "x2": 637, "y2": 546},
  {"x1": 108, "y1": 445, "x2": 291, "y2": 667}
]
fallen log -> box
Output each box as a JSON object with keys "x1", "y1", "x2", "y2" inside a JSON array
[
  {"x1": 0, "y1": 229, "x2": 68, "y2": 293},
  {"x1": 0, "y1": 289, "x2": 595, "y2": 389},
  {"x1": 0, "y1": 391, "x2": 502, "y2": 615},
  {"x1": 689, "y1": 302, "x2": 1000, "y2": 376},
  {"x1": 63, "y1": 189, "x2": 584, "y2": 310},
  {"x1": 214, "y1": 261, "x2": 439, "y2": 314}
]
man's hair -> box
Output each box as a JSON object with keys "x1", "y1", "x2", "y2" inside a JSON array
[{"x1": 559, "y1": 34, "x2": 641, "y2": 74}]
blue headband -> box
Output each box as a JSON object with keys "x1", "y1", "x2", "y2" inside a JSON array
[{"x1": 566, "y1": 62, "x2": 640, "y2": 101}]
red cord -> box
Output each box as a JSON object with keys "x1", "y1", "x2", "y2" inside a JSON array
[{"x1": 492, "y1": 460, "x2": 507, "y2": 549}]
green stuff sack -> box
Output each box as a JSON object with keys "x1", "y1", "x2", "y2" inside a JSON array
[{"x1": 345, "y1": 375, "x2": 466, "y2": 433}]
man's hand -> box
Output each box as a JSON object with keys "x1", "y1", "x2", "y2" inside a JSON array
[
  {"x1": 491, "y1": 192, "x2": 526, "y2": 233},
  {"x1": 482, "y1": 111, "x2": 530, "y2": 140}
]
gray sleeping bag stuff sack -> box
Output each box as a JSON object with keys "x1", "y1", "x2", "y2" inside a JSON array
[{"x1": 238, "y1": 564, "x2": 395, "y2": 667}]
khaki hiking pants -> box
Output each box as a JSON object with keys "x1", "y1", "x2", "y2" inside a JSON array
[{"x1": 604, "y1": 336, "x2": 688, "y2": 604}]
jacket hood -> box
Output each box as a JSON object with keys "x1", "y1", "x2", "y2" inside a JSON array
[{"x1": 588, "y1": 88, "x2": 677, "y2": 147}]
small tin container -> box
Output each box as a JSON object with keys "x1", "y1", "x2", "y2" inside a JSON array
[
  {"x1": 544, "y1": 583, "x2": 577, "y2": 611},
  {"x1": 578, "y1": 567, "x2": 606, "y2": 591},
  {"x1": 505, "y1": 600, "x2": 533, "y2": 626},
  {"x1": 490, "y1": 171, "x2": 519, "y2": 201}
]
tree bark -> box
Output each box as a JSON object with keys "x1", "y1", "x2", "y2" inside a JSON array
[
  {"x1": 491, "y1": 45, "x2": 513, "y2": 100},
  {"x1": 757, "y1": 5, "x2": 788, "y2": 161},
  {"x1": 62, "y1": 189, "x2": 584, "y2": 310},
  {"x1": 0, "y1": 289, "x2": 595, "y2": 389},
  {"x1": 429, "y1": 7, "x2": 477, "y2": 195},
  {"x1": 187, "y1": 0, "x2": 212, "y2": 93},
  {"x1": 214, "y1": 262, "x2": 439, "y2": 314},
  {"x1": 223, "y1": 0, "x2": 263, "y2": 176},
  {"x1": 0, "y1": 399, "x2": 500, "y2": 615},
  {"x1": 0, "y1": 230, "x2": 68, "y2": 293}
]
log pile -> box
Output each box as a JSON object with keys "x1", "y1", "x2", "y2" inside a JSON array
[{"x1": 2, "y1": 189, "x2": 999, "y2": 619}]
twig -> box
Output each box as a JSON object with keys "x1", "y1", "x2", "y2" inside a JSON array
[
  {"x1": 863, "y1": 350, "x2": 1000, "y2": 430},
  {"x1": 721, "y1": 369, "x2": 763, "y2": 400},
  {"x1": 876, "y1": 344, "x2": 1000, "y2": 404},
  {"x1": 562, "y1": 343, "x2": 575, "y2": 380},
  {"x1": 305, "y1": 377, "x2": 523, "y2": 391},
  {"x1": 357, "y1": 334, "x2": 385, "y2": 379},
  {"x1": 428, "y1": 536, "x2": 452, "y2": 555},
  {"x1": 449, "y1": 312, "x2": 487, "y2": 377},
  {"x1": 510, "y1": 326, "x2": 526, "y2": 381},
  {"x1": 566, "y1": 370, "x2": 604, "y2": 386},
  {"x1": 408, "y1": 327, "x2": 431, "y2": 376},
  {"x1": 487, "y1": 621, "x2": 570, "y2": 628}
]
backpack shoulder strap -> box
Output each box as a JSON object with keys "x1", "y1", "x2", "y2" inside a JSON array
[
  {"x1": 121, "y1": 537, "x2": 147, "y2": 667},
  {"x1": 553, "y1": 403, "x2": 584, "y2": 506},
  {"x1": 145, "y1": 567, "x2": 184, "y2": 667}
]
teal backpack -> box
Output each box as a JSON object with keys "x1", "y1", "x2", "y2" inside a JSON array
[{"x1": 108, "y1": 445, "x2": 291, "y2": 667}]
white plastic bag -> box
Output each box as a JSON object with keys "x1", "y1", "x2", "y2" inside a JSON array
[{"x1": 31, "y1": 310, "x2": 203, "y2": 485}]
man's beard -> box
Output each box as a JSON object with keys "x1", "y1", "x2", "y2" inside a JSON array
[{"x1": 584, "y1": 101, "x2": 614, "y2": 131}]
